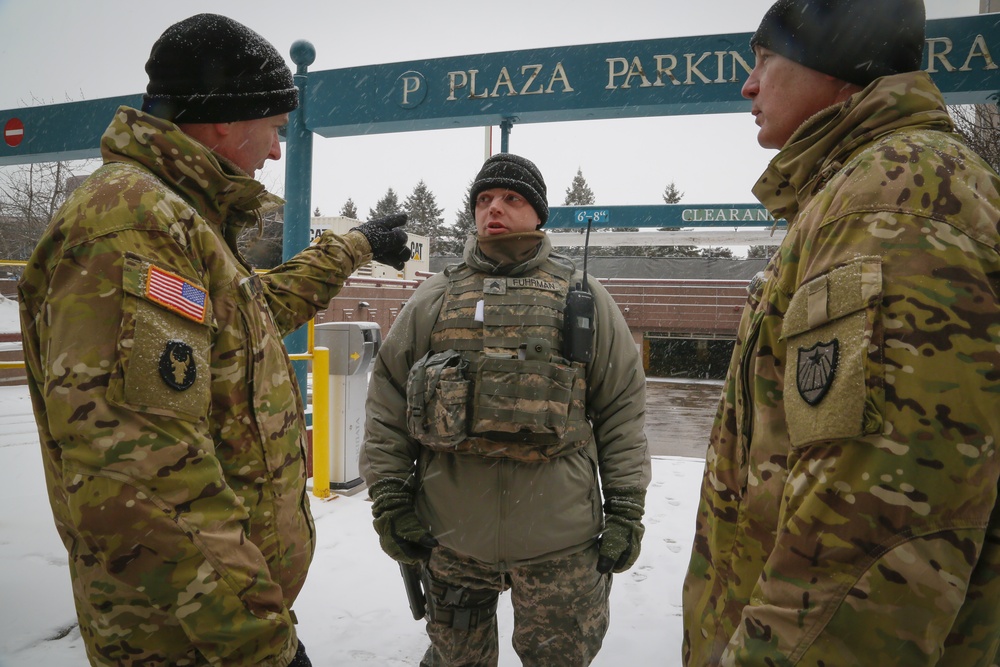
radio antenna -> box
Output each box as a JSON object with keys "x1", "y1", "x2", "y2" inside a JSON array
[{"x1": 564, "y1": 214, "x2": 596, "y2": 363}]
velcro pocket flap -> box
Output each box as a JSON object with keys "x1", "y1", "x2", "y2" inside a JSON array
[
  {"x1": 781, "y1": 257, "x2": 883, "y2": 448},
  {"x1": 782, "y1": 257, "x2": 881, "y2": 339},
  {"x1": 109, "y1": 255, "x2": 211, "y2": 422}
]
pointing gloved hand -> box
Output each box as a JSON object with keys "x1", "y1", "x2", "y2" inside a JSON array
[
  {"x1": 596, "y1": 487, "x2": 646, "y2": 574},
  {"x1": 351, "y1": 213, "x2": 411, "y2": 270},
  {"x1": 369, "y1": 477, "x2": 439, "y2": 564},
  {"x1": 287, "y1": 640, "x2": 312, "y2": 667}
]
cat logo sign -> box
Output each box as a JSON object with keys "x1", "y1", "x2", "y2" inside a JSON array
[{"x1": 410, "y1": 241, "x2": 424, "y2": 261}]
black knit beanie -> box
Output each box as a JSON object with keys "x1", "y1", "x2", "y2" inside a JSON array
[
  {"x1": 751, "y1": 0, "x2": 926, "y2": 87},
  {"x1": 141, "y1": 13, "x2": 299, "y2": 123},
  {"x1": 469, "y1": 153, "x2": 549, "y2": 226}
]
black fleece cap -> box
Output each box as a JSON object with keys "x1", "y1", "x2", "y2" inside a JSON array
[
  {"x1": 469, "y1": 153, "x2": 549, "y2": 226},
  {"x1": 751, "y1": 0, "x2": 926, "y2": 87},
  {"x1": 142, "y1": 13, "x2": 298, "y2": 123}
]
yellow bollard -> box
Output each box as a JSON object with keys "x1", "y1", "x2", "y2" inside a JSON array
[{"x1": 312, "y1": 346, "x2": 331, "y2": 499}]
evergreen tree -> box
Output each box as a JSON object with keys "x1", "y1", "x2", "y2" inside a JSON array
[
  {"x1": 368, "y1": 188, "x2": 402, "y2": 220},
  {"x1": 437, "y1": 180, "x2": 476, "y2": 257},
  {"x1": 699, "y1": 246, "x2": 736, "y2": 259},
  {"x1": 339, "y1": 198, "x2": 359, "y2": 220},
  {"x1": 659, "y1": 244, "x2": 702, "y2": 257},
  {"x1": 562, "y1": 167, "x2": 595, "y2": 205},
  {"x1": 403, "y1": 180, "x2": 446, "y2": 255},
  {"x1": 557, "y1": 167, "x2": 654, "y2": 258},
  {"x1": 653, "y1": 179, "x2": 698, "y2": 257},
  {"x1": 659, "y1": 180, "x2": 684, "y2": 232},
  {"x1": 662, "y1": 181, "x2": 684, "y2": 204},
  {"x1": 313, "y1": 206, "x2": 321, "y2": 217}
]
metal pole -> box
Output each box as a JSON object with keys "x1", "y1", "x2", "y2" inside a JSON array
[
  {"x1": 311, "y1": 346, "x2": 331, "y2": 499},
  {"x1": 500, "y1": 118, "x2": 514, "y2": 153},
  {"x1": 284, "y1": 40, "x2": 316, "y2": 397}
]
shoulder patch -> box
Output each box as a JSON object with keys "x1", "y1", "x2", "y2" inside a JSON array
[
  {"x1": 159, "y1": 340, "x2": 197, "y2": 391},
  {"x1": 797, "y1": 339, "x2": 839, "y2": 406},
  {"x1": 146, "y1": 265, "x2": 207, "y2": 323}
]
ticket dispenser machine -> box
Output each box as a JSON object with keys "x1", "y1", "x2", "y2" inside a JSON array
[{"x1": 313, "y1": 321, "x2": 381, "y2": 488}]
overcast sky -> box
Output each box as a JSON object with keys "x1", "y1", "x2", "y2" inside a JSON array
[{"x1": 0, "y1": 0, "x2": 984, "y2": 224}]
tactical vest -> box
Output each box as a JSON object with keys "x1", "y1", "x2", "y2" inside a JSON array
[{"x1": 405, "y1": 256, "x2": 593, "y2": 462}]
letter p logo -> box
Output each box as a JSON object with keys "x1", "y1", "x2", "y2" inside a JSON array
[{"x1": 397, "y1": 70, "x2": 427, "y2": 109}]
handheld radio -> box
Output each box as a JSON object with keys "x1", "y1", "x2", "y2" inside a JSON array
[{"x1": 563, "y1": 215, "x2": 595, "y2": 364}]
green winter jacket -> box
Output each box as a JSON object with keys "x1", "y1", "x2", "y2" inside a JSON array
[
  {"x1": 682, "y1": 72, "x2": 1000, "y2": 665},
  {"x1": 360, "y1": 235, "x2": 650, "y2": 568},
  {"x1": 18, "y1": 106, "x2": 372, "y2": 666}
]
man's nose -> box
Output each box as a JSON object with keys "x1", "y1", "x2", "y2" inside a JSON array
[
  {"x1": 741, "y1": 71, "x2": 759, "y2": 100},
  {"x1": 268, "y1": 133, "x2": 282, "y2": 161}
]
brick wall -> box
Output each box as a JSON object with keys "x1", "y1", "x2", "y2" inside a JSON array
[{"x1": 0, "y1": 276, "x2": 749, "y2": 387}]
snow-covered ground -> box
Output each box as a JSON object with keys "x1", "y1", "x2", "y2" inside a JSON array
[
  {"x1": 0, "y1": 294, "x2": 705, "y2": 666},
  {"x1": 0, "y1": 295, "x2": 16, "y2": 334}
]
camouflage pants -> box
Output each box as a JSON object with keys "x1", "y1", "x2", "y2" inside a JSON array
[{"x1": 420, "y1": 545, "x2": 611, "y2": 667}]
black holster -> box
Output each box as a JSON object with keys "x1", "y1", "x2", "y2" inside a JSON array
[{"x1": 422, "y1": 568, "x2": 500, "y2": 632}]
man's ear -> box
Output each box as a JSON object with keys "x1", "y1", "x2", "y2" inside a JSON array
[{"x1": 176, "y1": 122, "x2": 228, "y2": 150}]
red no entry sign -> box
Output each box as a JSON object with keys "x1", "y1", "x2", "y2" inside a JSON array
[{"x1": 4, "y1": 118, "x2": 24, "y2": 147}]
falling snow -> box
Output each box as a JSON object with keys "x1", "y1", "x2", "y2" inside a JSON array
[{"x1": 0, "y1": 294, "x2": 705, "y2": 665}]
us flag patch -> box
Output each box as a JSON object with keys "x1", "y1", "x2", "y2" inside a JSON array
[{"x1": 147, "y1": 265, "x2": 207, "y2": 323}]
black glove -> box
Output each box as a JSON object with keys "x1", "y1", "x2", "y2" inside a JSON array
[
  {"x1": 596, "y1": 487, "x2": 646, "y2": 574},
  {"x1": 369, "y1": 477, "x2": 439, "y2": 564},
  {"x1": 287, "y1": 640, "x2": 312, "y2": 667},
  {"x1": 351, "y1": 213, "x2": 411, "y2": 270}
]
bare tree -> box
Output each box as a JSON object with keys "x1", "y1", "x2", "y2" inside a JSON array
[
  {"x1": 747, "y1": 244, "x2": 780, "y2": 260},
  {"x1": 950, "y1": 103, "x2": 1000, "y2": 173},
  {"x1": 237, "y1": 209, "x2": 285, "y2": 269},
  {"x1": 0, "y1": 160, "x2": 96, "y2": 272}
]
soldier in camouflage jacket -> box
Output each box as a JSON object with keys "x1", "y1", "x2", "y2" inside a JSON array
[
  {"x1": 18, "y1": 14, "x2": 408, "y2": 667},
  {"x1": 682, "y1": 1, "x2": 1000, "y2": 665}
]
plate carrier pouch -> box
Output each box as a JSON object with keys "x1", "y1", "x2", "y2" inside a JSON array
[{"x1": 405, "y1": 256, "x2": 593, "y2": 462}]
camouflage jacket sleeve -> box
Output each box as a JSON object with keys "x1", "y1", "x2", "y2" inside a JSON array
[
  {"x1": 585, "y1": 276, "x2": 652, "y2": 493},
  {"x1": 259, "y1": 229, "x2": 372, "y2": 336}
]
